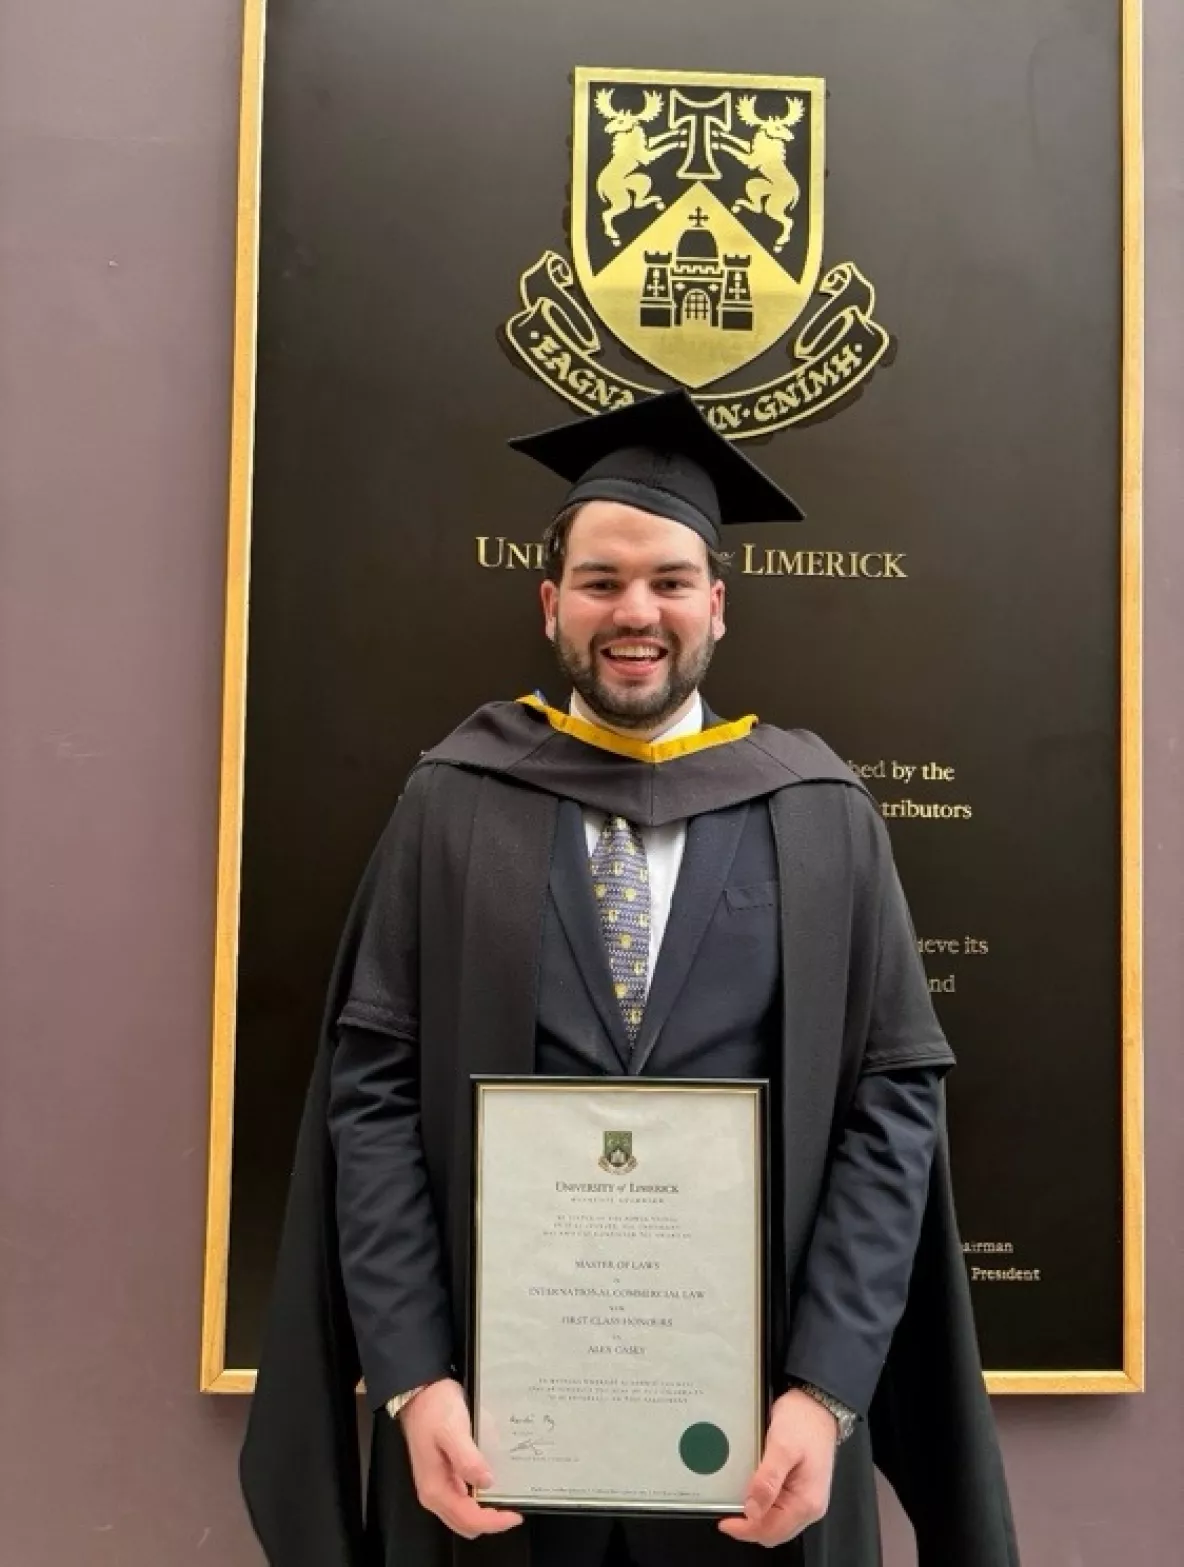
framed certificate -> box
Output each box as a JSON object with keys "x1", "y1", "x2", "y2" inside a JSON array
[{"x1": 470, "y1": 1077, "x2": 767, "y2": 1514}]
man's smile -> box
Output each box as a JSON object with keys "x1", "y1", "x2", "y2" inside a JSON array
[{"x1": 598, "y1": 639, "x2": 669, "y2": 677}]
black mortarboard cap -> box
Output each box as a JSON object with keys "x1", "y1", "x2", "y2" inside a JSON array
[{"x1": 508, "y1": 389, "x2": 805, "y2": 549}]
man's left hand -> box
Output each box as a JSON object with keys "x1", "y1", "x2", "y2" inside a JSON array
[{"x1": 717, "y1": 1387, "x2": 838, "y2": 1547}]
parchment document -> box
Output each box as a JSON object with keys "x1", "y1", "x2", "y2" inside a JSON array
[{"x1": 473, "y1": 1082, "x2": 762, "y2": 1512}]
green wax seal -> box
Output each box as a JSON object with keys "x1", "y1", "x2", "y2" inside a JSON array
[{"x1": 679, "y1": 1422, "x2": 730, "y2": 1475}]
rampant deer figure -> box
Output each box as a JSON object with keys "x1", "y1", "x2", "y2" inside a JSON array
[
  {"x1": 717, "y1": 95, "x2": 806, "y2": 252},
  {"x1": 594, "y1": 89, "x2": 683, "y2": 246}
]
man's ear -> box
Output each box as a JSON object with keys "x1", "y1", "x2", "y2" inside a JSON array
[
  {"x1": 710, "y1": 578, "x2": 726, "y2": 642},
  {"x1": 540, "y1": 579, "x2": 558, "y2": 642}
]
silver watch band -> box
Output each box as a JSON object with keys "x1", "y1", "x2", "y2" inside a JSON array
[
  {"x1": 385, "y1": 1384, "x2": 427, "y2": 1420},
  {"x1": 792, "y1": 1381, "x2": 858, "y2": 1444}
]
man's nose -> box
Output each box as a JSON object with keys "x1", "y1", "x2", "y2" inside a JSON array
[{"x1": 612, "y1": 582, "x2": 659, "y2": 626}]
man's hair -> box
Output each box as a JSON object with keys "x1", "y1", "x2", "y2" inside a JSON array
[{"x1": 540, "y1": 503, "x2": 731, "y2": 584}]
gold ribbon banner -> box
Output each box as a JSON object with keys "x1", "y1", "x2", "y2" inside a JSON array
[{"x1": 502, "y1": 252, "x2": 891, "y2": 439}]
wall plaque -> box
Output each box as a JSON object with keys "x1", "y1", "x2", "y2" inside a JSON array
[{"x1": 203, "y1": 0, "x2": 1144, "y2": 1395}]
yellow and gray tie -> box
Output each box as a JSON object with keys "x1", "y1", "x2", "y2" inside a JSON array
[{"x1": 590, "y1": 815, "x2": 651, "y2": 1050}]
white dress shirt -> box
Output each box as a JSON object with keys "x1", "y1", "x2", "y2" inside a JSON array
[{"x1": 571, "y1": 691, "x2": 701, "y2": 985}]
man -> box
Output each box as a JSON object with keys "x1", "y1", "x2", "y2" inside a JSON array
[{"x1": 241, "y1": 391, "x2": 1019, "y2": 1567}]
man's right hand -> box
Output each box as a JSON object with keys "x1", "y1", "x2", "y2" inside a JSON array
[{"x1": 398, "y1": 1378, "x2": 524, "y2": 1539}]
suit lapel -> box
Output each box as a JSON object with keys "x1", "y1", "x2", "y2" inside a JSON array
[
  {"x1": 630, "y1": 803, "x2": 749, "y2": 1075},
  {"x1": 548, "y1": 800, "x2": 633, "y2": 1070}
]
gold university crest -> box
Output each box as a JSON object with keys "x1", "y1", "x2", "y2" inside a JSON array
[
  {"x1": 503, "y1": 67, "x2": 892, "y2": 439},
  {"x1": 574, "y1": 67, "x2": 825, "y2": 388}
]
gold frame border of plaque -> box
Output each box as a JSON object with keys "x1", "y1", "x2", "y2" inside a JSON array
[
  {"x1": 200, "y1": 0, "x2": 1145, "y2": 1397},
  {"x1": 470, "y1": 1077, "x2": 768, "y2": 1515}
]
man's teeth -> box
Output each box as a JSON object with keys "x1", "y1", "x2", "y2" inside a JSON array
[{"x1": 606, "y1": 646, "x2": 662, "y2": 661}]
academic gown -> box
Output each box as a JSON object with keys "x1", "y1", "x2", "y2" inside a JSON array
[{"x1": 240, "y1": 698, "x2": 1020, "y2": 1567}]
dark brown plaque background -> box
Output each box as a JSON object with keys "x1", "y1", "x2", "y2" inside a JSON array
[{"x1": 203, "y1": 0, "x2": 1142, "y2": 1391}]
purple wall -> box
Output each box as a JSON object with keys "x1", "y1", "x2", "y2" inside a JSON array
[{"x1": 0, "y1": 2, "x2": 1179, "y2": 1562}]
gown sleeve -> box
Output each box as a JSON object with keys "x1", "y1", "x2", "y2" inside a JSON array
[
  {"x1": 328, "y1": 1025, "x2": 455, "y2": 1409},
  {"x1": 326, "y1": 770, "x2": 455, "y2": 1410},
  {"x1": 785, "y1": 788, "x2": 956, "y2": 1414},
  {"x1": 783, "y1": 1064, "x2": 946, "y2": 1415}
]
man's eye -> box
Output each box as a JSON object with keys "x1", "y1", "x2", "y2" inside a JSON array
[
  {"x1": 656, "y1": 579, "x2": 692, "y2": 592},
  {"x1": 585, "y1": 580, "x2": 617, "y2": 592}
]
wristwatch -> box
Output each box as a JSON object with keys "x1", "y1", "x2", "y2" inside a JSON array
[
  {"x1": 386, "y1": 1384, "x2": 426, "y2": 1420},
  {"x1": 791, "y1": 1381, "x2": 858, "y2": 1445}
]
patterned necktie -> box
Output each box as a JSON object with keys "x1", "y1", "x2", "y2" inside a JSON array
[{"x1": 590, "y1": 815, "x2": 651, "y2": 1050}]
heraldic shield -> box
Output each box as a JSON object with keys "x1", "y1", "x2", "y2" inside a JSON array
[
  {"x1": 599, "y1": 1131, "x2": 637, "y2": 1174},
  {"x1": 572, "y1": 67, "x2": 825, "y2": 390}
]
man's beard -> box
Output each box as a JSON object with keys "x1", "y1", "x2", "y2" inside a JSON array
[{"x1": 552, "y1": 622, "x2": 716, "y2": 731}]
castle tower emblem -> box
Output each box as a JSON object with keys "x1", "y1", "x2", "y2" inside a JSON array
[{"x1": 640, "y1": 208, "x2": 753, "y2": 331}]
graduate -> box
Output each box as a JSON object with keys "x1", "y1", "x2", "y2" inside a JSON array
[{"x1": 241, "y1": 390, "x2": 1020, "y2": 1566}]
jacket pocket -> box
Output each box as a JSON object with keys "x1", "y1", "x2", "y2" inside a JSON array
[{"x1": 723, "y1": 879, "x2": 778, "y2": 911}]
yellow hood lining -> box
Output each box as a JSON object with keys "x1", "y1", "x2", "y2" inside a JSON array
[{"x1": 517, "y1": 694, "x2": 758, "y2": 764}]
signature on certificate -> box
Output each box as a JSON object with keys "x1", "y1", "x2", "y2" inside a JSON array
[{"x1": 507, "y1": 1412, "x2": 557, "y2": 1456}]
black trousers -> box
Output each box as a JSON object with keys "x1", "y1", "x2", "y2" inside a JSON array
[{"x1": 602, "y1": 1523, "x2": 637, "y2": 1566}]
